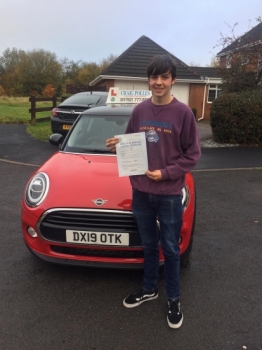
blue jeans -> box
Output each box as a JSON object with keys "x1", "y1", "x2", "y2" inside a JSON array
[{"x1": 132, "y1": 189, "x2": 183, "y2": 300}]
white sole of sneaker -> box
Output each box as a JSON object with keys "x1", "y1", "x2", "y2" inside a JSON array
[
  {"x1": 123, "y1": 294, "x2": 158, "y2": 308},
  {"x1": 167, "y1": 314, "x2": 183, "y2": 329}
]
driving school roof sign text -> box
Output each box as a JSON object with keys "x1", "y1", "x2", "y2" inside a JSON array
[{"x1": 107, "y1": 87, "x2": 152, "y2": 104}]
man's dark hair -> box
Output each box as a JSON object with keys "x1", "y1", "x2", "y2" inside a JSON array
[{"x1": 147, "y1": 55, "x2": 177, "y2": 79}]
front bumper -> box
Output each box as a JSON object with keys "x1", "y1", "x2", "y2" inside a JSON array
[
  {"x1": 26, "y1": 243, "x2": 147, "y2": 269},
  {"x1": 22, "y1": 204, "x2": 195, "y2": 268}
]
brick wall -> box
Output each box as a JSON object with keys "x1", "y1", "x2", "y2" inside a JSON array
[
  {"x1": 219, "y1": 52, "x2": 260, "y2": 70},
  {"x1": 189, "y1": 84, "x2": 212, "y2": 121},
  {"x1": 204, "y1": 100, "x2": 212, "y2": 121},
  {"x1": 219, "y1": 56, "x2": 227, "y2": 68}
]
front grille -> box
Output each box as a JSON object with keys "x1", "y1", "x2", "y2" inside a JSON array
[
  {"x1": 42, "y1": 210, "x2": 138, "y2": 230},
  {"x1": 50, "y1": 245, "x2": 144, "y2": 259},
  {"x1": 39, "y1": 209, "x2": 141, "y2": 246}
]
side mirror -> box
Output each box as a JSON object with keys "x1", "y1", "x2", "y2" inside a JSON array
[{"x1": 49, "y1": 133, "x2": 64, "y2": 146}]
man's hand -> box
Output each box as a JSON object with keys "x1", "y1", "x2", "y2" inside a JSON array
[
  {"x1": 145, "y1": 170, "x2": 162, "y2": 181},
  {"x1": 106, "y1": 137, "x2": 120, "y2": 153}
]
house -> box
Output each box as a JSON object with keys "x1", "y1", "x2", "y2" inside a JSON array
[
  {"x1": 216, "y1": 21, "x2": 262, "y2": 72},
  {"x1": 90, "y1": 35, "x2": 221, "y2": 121},
  {"x1": 189, "y1": 66, "x2": 221, "y2": 120}
]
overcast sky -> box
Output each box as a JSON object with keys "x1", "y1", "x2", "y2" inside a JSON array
[{"x1": 1, "y1": 0, "x2": 261, "y2": 66}]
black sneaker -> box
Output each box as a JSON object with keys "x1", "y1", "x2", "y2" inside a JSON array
[
  {"x1": 167, "y1": 299, "x2": 183, "y2": 329},
  {"x1": 123, "y1": 288, "x2": 158, "y2": 308}
]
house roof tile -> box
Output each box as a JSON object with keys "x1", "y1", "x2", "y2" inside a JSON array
[
  {"x1": 190, "y1": 67, "x2": 221, "y2": 78},
  {"x1": 217, "y1": 21, "x2": 262, "y2": 56},
  {"x1": 100, "y1": 35, "x2": 202, "y2": 80}
]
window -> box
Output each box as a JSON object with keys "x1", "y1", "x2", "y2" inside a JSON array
[
  {"x1": 208, "y1": 84, "x2": 221, "y2": 103},
  {"x1": 241, "y1": 54, "x2": 250, "y2": 65},
  {"x1": 61, "y1": 94, "x2": 102, "y2": 106},
  {"x1": 226, "y1": 54, "x2": 231, "y2": 68}
]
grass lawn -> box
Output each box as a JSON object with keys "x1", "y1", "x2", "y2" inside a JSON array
[
  {"x1": 27, "y1": 121, "x2": 52, "y2": 141},
  {"x1": 0, "y1": 96, "x2": 53, "y2": 141}
]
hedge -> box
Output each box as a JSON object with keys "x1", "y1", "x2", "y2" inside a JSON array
[{"x1": 210, "y1": 89, "x2": 262, "y2": 145}]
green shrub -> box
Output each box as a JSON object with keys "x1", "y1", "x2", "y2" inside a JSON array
[
  {"x1": 60, "y1": 93, "x2": 72, "y2": 102},
  {"x1": 210, "y1": 89, "x2": 262, "y2": 145}
]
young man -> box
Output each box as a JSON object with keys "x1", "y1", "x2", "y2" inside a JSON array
[{"x1": 106, "y1": 55, "x2": 201, "y2": 329}]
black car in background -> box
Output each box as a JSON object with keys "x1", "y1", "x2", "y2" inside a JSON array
[{"x1": 51, "y1": 91, "x2": 108, "y2": 134}]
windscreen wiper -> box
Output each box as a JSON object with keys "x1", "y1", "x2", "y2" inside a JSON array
[{"x1": 81, "y1": 149, "x2": 112, "y2": 154}]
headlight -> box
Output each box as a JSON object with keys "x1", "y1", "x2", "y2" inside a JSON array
[
  {"x1": 25, "y1": 172, "x2": 49, "y2": 207},
  {"x1": 182, "y1": 186, "x2": 190, "y2": 209}
]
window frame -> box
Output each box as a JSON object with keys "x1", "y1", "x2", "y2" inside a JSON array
[{"x1": 207, "y1": 84, "x2": 221, "y2": 103}]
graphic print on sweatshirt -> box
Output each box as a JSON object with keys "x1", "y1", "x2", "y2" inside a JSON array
[{"x1": 140, "y1": 120, "x2": 173, "y2": 143}]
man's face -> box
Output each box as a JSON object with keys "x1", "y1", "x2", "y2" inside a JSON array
[{"x1": 148, "y1": 71, "x2": 176, "y2": 100}]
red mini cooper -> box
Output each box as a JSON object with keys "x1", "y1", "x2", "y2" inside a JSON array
[{"x1": 21, "y1": 105, "x2": 196, "y2": 268}]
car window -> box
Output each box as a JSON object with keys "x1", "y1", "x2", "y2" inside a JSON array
[
  {"x1": 61, "y1": 94, "x2": 102, "y2": 106},
  {"x1": 64, "y1": 114, "x2": 129, "y2": 153},
  {"x1": 97, "y1": 96, "x2": 107, "y2": 106}
]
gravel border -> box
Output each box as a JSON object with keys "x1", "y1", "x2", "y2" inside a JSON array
[{"x1": 201, "y1": 138, "x2": 239, "y2": 148}]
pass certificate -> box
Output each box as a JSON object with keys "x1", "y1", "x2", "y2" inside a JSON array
[{"x1": 115, "y1": 132, "x2": 148, "y2": 177}]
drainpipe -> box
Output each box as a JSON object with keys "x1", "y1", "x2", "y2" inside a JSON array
[{"x1": 198, "y1": 78, "x2": 209, "y2": 121}]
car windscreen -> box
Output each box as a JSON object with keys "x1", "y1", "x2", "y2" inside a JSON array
[
  {"x1": 63, "y1": 113, "x2": 130, "y2": 154},
  {"x1": 61, "y1": 94, "x2": 102, "y2": 106}
]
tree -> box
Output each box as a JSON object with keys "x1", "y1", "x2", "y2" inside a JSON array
[
  {"x1": 0, "y1": 85, "x2": 5, "y2": 96},
  {"x1": 76, "y1": 62, "x2": 101, "y2": 85},
  {"x1": 0, "y1": 48, "x2": 63, "y2": 95},
  {"x1": 215, "y1": 19, "x2": 262, "y2": 93},
  {"x1": 188, "y1": 61, "x2": 201, "y2": 67},
  {"x1": 42, "y1": 84, "x2": 55, "y2": 97},
  {"x1": 205, "y1": 55, "x2": 220, "y2": 67},
  {"x1": 0, "y1": 47, "x2": 24, "y2": 72},
  {"x1": 18, "y1": 49, "x2": 62, "y2": 95},
  {"x1": 0, "y1": 47, "x2": 118, "y2": 96},
  {"x1": 210, "y1": 19, "x2": 262, "y2": 145},
  {"x1": 0, "y1": 48, "x2": 25, "y2": 96},
  {"x1": 59, "y1": 57, "x2": 82, "y2": 84},
  {"x1": 99, "y1": 53, "x2": 118, "y2": 71}
]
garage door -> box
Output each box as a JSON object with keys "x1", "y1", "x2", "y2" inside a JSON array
[
  {"x1": 114, "y1": 80, "x2": 189, "y2": 105},
  {"x1": 171, "y1": 83, "x2": 189, "y2": 105}
]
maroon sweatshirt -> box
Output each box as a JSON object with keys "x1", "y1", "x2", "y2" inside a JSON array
[{"x1": 125, "y1": 98, "x2": 201, "y2": 195}]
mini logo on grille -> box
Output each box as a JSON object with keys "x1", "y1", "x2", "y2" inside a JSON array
[{"x1": 92, "y1": 198, "x2": 108, "y2": 206}]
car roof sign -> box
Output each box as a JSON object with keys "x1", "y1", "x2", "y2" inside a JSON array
[{"x1": 106, "y1": 87, "x2": 152, "y2": 105}]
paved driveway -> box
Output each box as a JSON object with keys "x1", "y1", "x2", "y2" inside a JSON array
[
  {"x1": 0, "y1": 124, "x2": 262, "y2": 169},
  {"x1": 0, "y1": 124, "x2": 262, "y2": 350},
  {"x1": 0, "y1": 162, "x2": 261, "y2": 350}
]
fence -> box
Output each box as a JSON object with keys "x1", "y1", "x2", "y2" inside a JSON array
[
  {"x1": 29, "y1": 88, "x2": 107, "y2": 125},
  {"x1": 29, "y1": 96, "x2": 61, "y2": 125}
]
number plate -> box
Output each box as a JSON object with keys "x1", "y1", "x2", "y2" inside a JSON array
[
  {"x1": 62, "y1": 125, "x2": 71, "y2": 130},
  {"x1": 66, "y1": 230, "x2": 129, "y2": 246}
]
